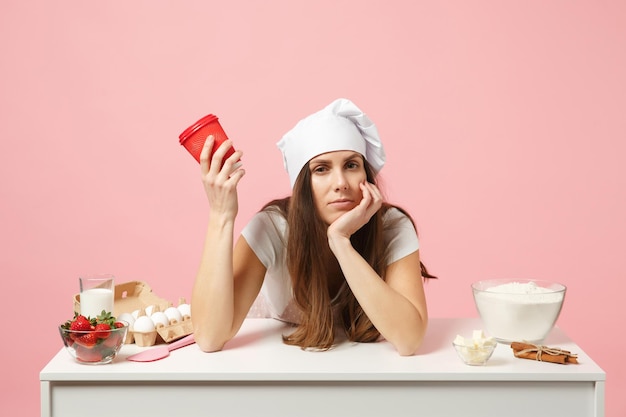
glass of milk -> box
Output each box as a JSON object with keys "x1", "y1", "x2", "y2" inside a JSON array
[{"x1": 79, "y1": 274, "x2": 114, "y2": 318}]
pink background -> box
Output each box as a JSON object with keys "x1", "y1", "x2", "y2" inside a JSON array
[{"x1": 1, "y1": 1, "x2": 624, "y2": 415}]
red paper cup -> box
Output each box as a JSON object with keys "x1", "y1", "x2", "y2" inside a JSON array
[{"x1": 179, "y1": 114, "x2": 235, "y2": 164}]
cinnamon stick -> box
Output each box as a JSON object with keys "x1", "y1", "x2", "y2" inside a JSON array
[
  {"x1": 510, "y1": 341, "x2": 578, "y2": 364},
  {"x1": 511, "y1": 341, "x2": 572, "y2": 355}
]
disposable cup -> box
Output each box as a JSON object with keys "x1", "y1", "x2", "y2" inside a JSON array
[{"x1": 179, "y1": 114, "x2": 235, "y2": 165}]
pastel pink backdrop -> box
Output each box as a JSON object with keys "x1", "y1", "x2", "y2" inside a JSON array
[{"x1": 1, "y1": 1, "x2": 624, "y2": 415}]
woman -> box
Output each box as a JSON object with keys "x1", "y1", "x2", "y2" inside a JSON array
[{"x1": 191, "y1": 98, "x2": 435, "y2": 356}]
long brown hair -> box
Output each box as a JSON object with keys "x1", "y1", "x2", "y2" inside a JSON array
[{"x1": 261, "y1": 160, "x2": 435, "y2": 351}]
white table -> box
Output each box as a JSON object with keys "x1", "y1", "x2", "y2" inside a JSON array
[{"x1": 40, "y1": 317, "x2": 605, "y2": 417}]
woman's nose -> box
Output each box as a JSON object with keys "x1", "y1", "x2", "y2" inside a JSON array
[{"x1": 333, "y1": 171, "x2": 348, "y2": 190}]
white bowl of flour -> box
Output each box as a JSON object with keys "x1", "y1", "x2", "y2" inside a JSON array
[{"x1": 472, "y1": 279, "x2": 566, "y2": 344}]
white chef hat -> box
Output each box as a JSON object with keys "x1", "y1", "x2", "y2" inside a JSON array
[{"x1": 277, "y1": 98, "x2": 386, "y2": 188}]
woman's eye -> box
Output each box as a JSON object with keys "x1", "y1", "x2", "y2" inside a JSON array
[
  {"x1": 313, "y1": 166, "x2": 328, "y2": 173},
  {"x1": 346, "y1": 161, "x2": 359, "y2": 169}
]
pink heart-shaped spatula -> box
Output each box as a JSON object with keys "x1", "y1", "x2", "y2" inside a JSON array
[{"x1": 127, "y1": 334, "x2": 196, "y2": 362}]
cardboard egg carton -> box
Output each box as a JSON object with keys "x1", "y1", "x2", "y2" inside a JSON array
[
  {"x1": 132, "y1": 303, "x2": 193, "y2": 347},
  {"x1": 73, "y1": 280, "x2": 193, "y2": 345}
]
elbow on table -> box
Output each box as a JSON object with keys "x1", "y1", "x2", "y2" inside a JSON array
[
  {"x1": 193, "y1": 331, "x2": 228, "y2": 353},
  {"x1": 195, "y1": 337, "x2": 226, "y2": 353},
  {"x1": 395, "y1": 339, "x2": 422, "y2": 356},
  {"x1": 392, "y1": 322, "x2": 428, "y2": 356}
]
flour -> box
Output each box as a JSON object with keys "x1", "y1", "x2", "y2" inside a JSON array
[{"x1": 473, "y1": 281, "x2": 565, "y2": 343}]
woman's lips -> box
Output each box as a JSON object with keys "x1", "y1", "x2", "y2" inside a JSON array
[{"x1": 328, "y1": 199, "x2": 354, "y2": 210}]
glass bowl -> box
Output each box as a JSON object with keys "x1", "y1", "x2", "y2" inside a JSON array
[
  {"x1": 59, "y1": 322, "x2": 129, "y2": 365},
  {"x1": 452, "y1": 340, "x2": 497, "y2": 366},
  {"x1": 472, "y1": 279, "x2": 566, "y2": 344}
]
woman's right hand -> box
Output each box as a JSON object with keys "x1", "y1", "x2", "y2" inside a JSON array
[{"x1": 200, "y1": 135, "x2": 245, "y2": 219}]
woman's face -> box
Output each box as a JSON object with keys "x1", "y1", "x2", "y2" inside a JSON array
[{"x1": 308, "y1": 150, "x2": 367, "y2": 225}]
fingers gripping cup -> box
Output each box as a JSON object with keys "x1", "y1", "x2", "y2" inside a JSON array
[{"x1": 179, "y1": 114, "x2": 236, "y2": 166}]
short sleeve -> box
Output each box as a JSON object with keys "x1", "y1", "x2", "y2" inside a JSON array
[
  {"x1": 241, "y1": 210, "x2": 293, "y2": 321},
  {"x1": 384, "y1": 208, "x2": 420, "y2": 264},
  {"x1": 240, "y1": 210, "x2": 286, "y2": 268}
]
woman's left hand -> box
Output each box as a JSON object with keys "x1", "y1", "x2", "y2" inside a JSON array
[{"x1": 327, "y1": 181, "x2": 383, "y2": 241}]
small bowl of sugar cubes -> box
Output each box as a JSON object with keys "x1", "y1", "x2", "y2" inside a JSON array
[{"x1": 452, "y1": 330, "x2": 497, "y2": 366}]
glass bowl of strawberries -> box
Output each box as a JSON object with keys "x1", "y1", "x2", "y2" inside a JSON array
[{"x1": 59, "y1": 311, "x2": 129, "y2": 365}]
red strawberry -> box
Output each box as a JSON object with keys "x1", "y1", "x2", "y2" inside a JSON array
[
  {"x1": 75, "y1": 332, "x2": 98, "y2": 348},
  {"x1": 113, "y1": 321, "x2": 125, "y2": 329},
  {"x1": 70, "y1": 316, "x2": 91, "y2": 332},
  {"x1": 67, "y1": 316, "x2": 92, "y2": 341},
  {"x1": 94, "y1": 323, "x2": 111, "y2": 339}
]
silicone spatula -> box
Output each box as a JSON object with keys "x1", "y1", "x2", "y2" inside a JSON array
[{"x1": 126, "y1": 334, "x2": 196, "y2": 362}]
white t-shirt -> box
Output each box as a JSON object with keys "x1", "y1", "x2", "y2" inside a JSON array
[{"x1": 242, "y1": 207, "x2": 420, "y2": 324}]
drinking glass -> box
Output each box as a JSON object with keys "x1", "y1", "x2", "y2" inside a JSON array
[{"x1": 79, "y1": 274, "x2": 114, "y2": 318}]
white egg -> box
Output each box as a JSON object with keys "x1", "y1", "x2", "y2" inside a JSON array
[
  {"x1": 151, "y1": 311, "x2": 169, "y2": 327},
  {"x1": 164, "y1": 306, "x2": 183, "y2": 324},
  {"x1": 133, "y1": 315, "x2": 156, "y2": 332},
  {"x1": 117, "y1": 313, "x2": 136, "y2": 329},
  {"x1": 145, "y1": 305, "x2": 156, "y2": 316},
  {"x1": 177, "y1": 303, "x2": 191, "y2": 318}
]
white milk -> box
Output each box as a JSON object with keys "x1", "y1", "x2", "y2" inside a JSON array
[
  {"x1": 80, "y1": 288, "x2": 114, "y2": 318},
  {"x1": 474, "y1": 282, "x2": 564, "y2": 343}
]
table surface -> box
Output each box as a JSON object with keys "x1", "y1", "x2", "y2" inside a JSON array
[{"x1": 40, "y1": 317, "x2": 605, "y2": 383}]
